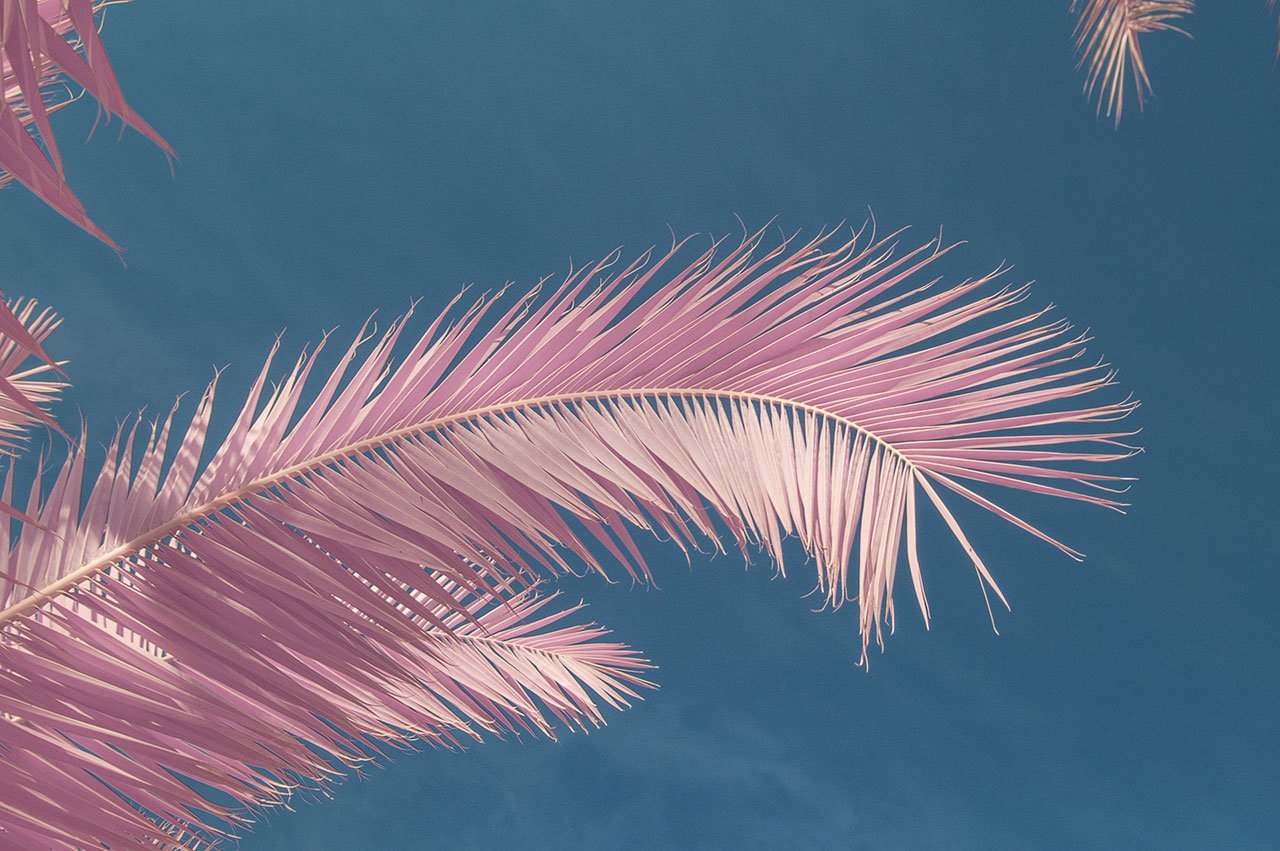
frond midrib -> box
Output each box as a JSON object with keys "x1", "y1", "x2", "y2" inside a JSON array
[{"x1": 0, "y1": 386, "x2": 908, "y2": 627}]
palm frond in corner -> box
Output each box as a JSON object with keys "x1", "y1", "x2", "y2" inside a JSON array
[
  {"x1": 1071, "y1": 0, "x2": 1194, "y2": 124},
  {"x1": 0, "y1": 567, "x2": 651, "y2": 847},
  {"x1": 1, "y1": 0, "x2": 173, "y2": 248},
  {"x1": 0, "y1": 296, "x2": 64, "y2": 521},
  {"x1": 1270, "y1": 0, "x2": 1280, "y2": 59},
  {"x1": 0, "y1": 224, "x2": 1137, "y2": 846}
]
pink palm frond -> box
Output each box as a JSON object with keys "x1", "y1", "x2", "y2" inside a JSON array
[
  {"x1": 0, "y1": 296, "x2": 64, "y2": 522},
  {"x1": 0, "y1": 567, "x2": 650, "y2": 848},
  {"x1": 0, "y1": 224, "x2": 1136, "y2": 846},
  {"x1": 1, "y1": 0, "x2": 173, "y2": 248},
  {"x1": 1071, "y1": 0, "x2": 1194, "y2": 124},
  {"x1": 1270, "y1": 0, "x2": 1280, "y2": 59}
]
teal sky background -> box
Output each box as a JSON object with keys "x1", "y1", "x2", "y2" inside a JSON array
[{"x1": 1, "y1": 2, "x2": 1278, "y2": 848}]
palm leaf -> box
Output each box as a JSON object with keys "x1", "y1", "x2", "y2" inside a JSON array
[
  {"x1": 1071, "y1": 0, "x2": 1194, "y2": 124},
  {"x1": 0, "y1": 570, "x2": 650, "y2": 847},
  {"x1": 0, "y1": 224, "x2": 1135, "y2": 846},
  {"x1": 0, "y1": 296, "x2": 64, "y2": 522},
  {"x1": 1, "y1": 0, "x2": 173, "y2": 248},
  {"x1": 1271, "y1": 0, "x2": 1280, "y2": 59}
]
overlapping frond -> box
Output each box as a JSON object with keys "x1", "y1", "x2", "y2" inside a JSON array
[
  {"x1": 0, "y1": 552, "x2": 650, "y2": 847},
  {"x1": 0, "y1": 224, "x2": 1135, "y2": 846},
  {"x1": 1071, "y1": 0, "x2": 1194, "y2": 123},
  {"x1": 1, "y1": 0, "x2": 173, "y2": 247}
]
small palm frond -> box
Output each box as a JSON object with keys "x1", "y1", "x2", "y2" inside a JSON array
[
  {"x1": 0, "y1": 297, "x2": 64, "y2": 521},
  {"x1": 1071, "y1": 0, "x2": 1194, "y2": 124},
  {"x1": 0, "y1": 224, "x2": 1136, "y2": 846},
  {"x1": 1270, "y1": 0, "x2": 1280, "y2": 59},
  {"x1": 1, "y1": 0, "x2": 173, "y2": 248},
  {"x1": 0, "y1": 572, "x2": 650, "y2": 848}
]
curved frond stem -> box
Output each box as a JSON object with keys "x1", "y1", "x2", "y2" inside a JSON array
[{"x1": 0, "y1": 386, "x2": 916, "y2": 626}]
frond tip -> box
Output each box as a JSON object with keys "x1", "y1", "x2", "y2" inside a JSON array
[
  {"x1": 1071, "y1": 0, "x2": 1194, "y2": 123},
  {"x1": 0, "y1": 222, "x2": 1137, "y2": 846},
  {"x1": 0, "y1": 0, "x2": 174, "y2": 247}
]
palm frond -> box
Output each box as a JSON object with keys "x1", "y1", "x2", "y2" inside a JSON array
[
  {"x1": 1, "y1": 0, "x2": 173, "y2": 248},
  {"x1": 1270, "y1": 0, "x2": 1280, "y2": 59},
  {"x1": 0, "y1": 569, "x2": 650, "y2": 847},
  {"x1": 0, "y1": 224, "x2": 1136, "y2": 846},
  {"x1": 1071, "y1": 0, "x2": 1194, "y2": 124},
  {"x1": 0, "y1": 296, "x2": 64, "y2": 522}
]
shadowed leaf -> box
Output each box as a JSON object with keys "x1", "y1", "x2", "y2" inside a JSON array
[
  {"x1": 0, "y1": 295, "x2": 64, "y2": 522},
  {"x1": 1, "y1": 0, "x2": 173, "y2": 248}
]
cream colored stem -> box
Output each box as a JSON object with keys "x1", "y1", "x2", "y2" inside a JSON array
[{"x1": 0, "y1": 387, "x2": 905, "y2": 627}]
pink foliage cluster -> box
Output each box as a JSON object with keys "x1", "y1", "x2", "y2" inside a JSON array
[
  {"x1": 0, "y1": 297, "x2": 63, "y2": 522},
  {"x1": 0, "y1": 227, "x2": 1136, "y2": 846},
  {"x1": 0, "y1": 0, "x2": 170, "y2": 247}
]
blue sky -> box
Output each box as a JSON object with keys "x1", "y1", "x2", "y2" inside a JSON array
[{"x1": 1, "y1": 1, "x2": 1278, "y2": 848}]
